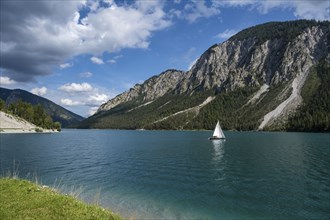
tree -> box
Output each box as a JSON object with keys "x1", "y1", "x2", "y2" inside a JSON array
[
  {"x1": 53, "y1": 122, "x2": 62, "y2": 131},
  {"x1": 0, "y1": 98, "x2": 5, "y2": 111}
]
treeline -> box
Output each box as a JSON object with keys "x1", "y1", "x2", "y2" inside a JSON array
[
  {"x1": 287, "y1": 60, "x2": 330, "y2": 132},
  {"x1": 0, "y1": 98, "x2": 61, "y2": 131},
  {"x1": 78, "y1": 92, "x2": 213, "y2": 129},
  {"x1": 153, "y1": 84, "x2": 286, "y2": 131},
  {"x1": 79, "y1": 87, "x2": 264, "y2": 131}
]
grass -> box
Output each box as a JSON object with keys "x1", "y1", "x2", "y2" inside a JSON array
[{"x1": 0, "y1": 177, "x2": 123, "y2": 220}]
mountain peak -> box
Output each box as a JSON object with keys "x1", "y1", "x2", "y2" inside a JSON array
[{"x1": 81, "y1": 20, "x2": 329, "y2": 132}]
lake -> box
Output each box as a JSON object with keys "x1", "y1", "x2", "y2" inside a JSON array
[{"x1": 1, "y1": 130, "x2": 329, "y2": 219}]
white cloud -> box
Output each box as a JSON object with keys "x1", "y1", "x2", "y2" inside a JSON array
[
  {"x1": 107, "y1": 54, "x2": 123, "y2": 64},
  {"x1": 54, "y1": 82, "x2": 115, "y2": 116},
  {"x1": 60, "y1": 98, "x2": 81, "y2": 106},
  {"x1": 1, "y1": 0, "x2": 171, "y2": 82},
  {"x1": 76, "y1": 1, "x2": 171, "y2": 55},
  {"x1": 114, "y1": 55, "x2": 123, "y2": 59},
  {"x1": 185, "y1": 1, "x2": 221, "y2": 23},
  {"x1": 293, "y1": 1, "x2": 330, "y2": 20},
  {"x1": 108, "y1": 59, "x2": 116, "y2": 64},
  {"x1": 91, "y1": 56, "x2": 104, "y2": 65},
  {"x1": 175, "y1": 0, "x2": 329, "y2": 22},
  {"x1": 171, "y1": 0, "x2": 221, "y2": 23},
  {"x1": 218, "y1": 0, "x2": 329, "y2": 20},
  {"x1": 88, "y1": 106, "x2": 99, "y2": 116},
  {"x1": 215, "y1": 0, "x2": 257, "y2": 7},
  {"x1": 80, "y1": 71, "x2": 93, "y2": 78},
  {"x1": 0, "y1": 76, "x2": 16, "y2": 85},
  {"x1": 216, "y1": 29, "x2": 238, "y2": 39},
  {"x1": 59, "y1": 82, "x2": 93, "y2": 92},
  {"x1": 31, "y1": 86, "x2": 47, "y2": 96},
  {"x1": 88, "y1": 93, "x2": 109, "y2": 105},
  {"x1": 59, "y1": 62, "x2": 73, "y2": 69}
]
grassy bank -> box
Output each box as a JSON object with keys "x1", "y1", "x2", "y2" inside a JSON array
[{"x1": 0, "y1": 178, "x2": 123, "y2": 220}]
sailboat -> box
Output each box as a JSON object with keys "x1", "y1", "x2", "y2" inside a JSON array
[{"x1": 209, "y1": 121, "x2": 226, "y2": 140}]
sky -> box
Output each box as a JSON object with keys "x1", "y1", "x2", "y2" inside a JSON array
[{"x1": 1, "y1": 0, "x2": 329, "y2": 117}]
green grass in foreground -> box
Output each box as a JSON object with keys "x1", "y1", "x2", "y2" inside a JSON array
[{"x1": 0, "y1": 178, "x2": 123, "y2": 220}]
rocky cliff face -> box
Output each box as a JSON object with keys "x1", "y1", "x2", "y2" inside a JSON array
[
  {"x1": 89, "y1": 20, "x2": 329, "y2": 131},
  {"x1": 176, "y1": 25, "x2": 328, "y2": 94},
  {"x1": 97, "y1": 69, "x2": 185, "y2": 113}
]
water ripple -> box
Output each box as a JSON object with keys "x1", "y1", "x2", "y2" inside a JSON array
[{"x1": 1, "y1": 130, "x2": 329, "y2": 219}]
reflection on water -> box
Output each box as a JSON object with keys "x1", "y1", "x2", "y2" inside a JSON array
[
  {"x1": 211, "y1": 139, "x2": 227, "y2": 185},
  {"x1": 212, "y1": 139, "x2": 225, "y2": 163}
]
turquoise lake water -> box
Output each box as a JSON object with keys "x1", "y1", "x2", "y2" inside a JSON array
[{"x1": 1, "y1": 130, "x2": 329, "y2": 219}]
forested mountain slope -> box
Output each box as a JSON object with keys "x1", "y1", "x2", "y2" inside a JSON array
[
  {"x1": 79, "y1": 20, "x2": 330, "y2": 132},
  {"x1": 0, "y1": 87, "x2": 84, "y2": 127}
]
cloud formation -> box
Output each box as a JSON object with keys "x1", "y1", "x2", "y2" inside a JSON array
[
  {"x1": 80, "y1": 71, "x2": 93, "y2": 78},
  {"x1": 31, "y1": 86, "x2": 47, "y2": 96},
  {"x1": 0, "y1": 0, "x2": 170, "y2": 82},
  {"x1": 174, "y1": 0, "x2": 221, "y2": 23},
  {"x1": 88, "y1": 107, "x2": 100, "y2": 116},
  {"x1": 0, "y1": 76, "x2": 16, "y2": 85},
  {"x1": 57, "y1": 82, "x2": 109, "y2": 107},
  {"x1": 1, "y1": 1, "x2": 81, "y2": 82},
  {"x1": 60, "y1": 98, "x2": 81, "y2": 106},
  {"x1": 59, "y1": 82, "x2": 93, "y2": 92},
  {"x1": 107, "y1": 54, "x2": 123, "y2": 64},
  {"x1": 216, "y1": 29, "x2": 238, "y2": 39},
  {"x1": 58, "y1": 87, "x2": 109, "y2": 115},
  {"x1": 91, "y1": 56, "x2": 104, "y2": 65},
  {"x1": 60, "y1": 63, "x2": 73, "y2": 69},
  {"x1": 218, "y1": 0, "x2": 329, "y2": 20},
  {"x1": 87, "y1": 93, "x2": 108, "y2": 104}
]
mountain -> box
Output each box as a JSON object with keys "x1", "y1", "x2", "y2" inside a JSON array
[
  {"x1": 79, "y1": 20, "x2": 330, "y2": 132},
  {"x1": 0, "y1": 87, "x2": 84, "y2": 127}
]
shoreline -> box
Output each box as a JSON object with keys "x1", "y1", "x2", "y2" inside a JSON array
[
  {"x1": 0, "y1": 128, "x2": 59, "y2": 134},
  {"x1": 0, "y1": 111, "x2": 59, "y2": 134}
]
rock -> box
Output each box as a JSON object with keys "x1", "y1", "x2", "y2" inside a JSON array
[
  {"x1": 96, "y1": 69, "x2": 185, "y2": 113},
  {"x1": 88, "y1": 20, "x2": 329, "y2": 130}
]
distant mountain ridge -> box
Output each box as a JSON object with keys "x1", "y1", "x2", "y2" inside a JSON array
[
  {"x1": 79, "y1": 20, "x2": 330, "y2": 132},
  {"x1": 0, "y1": 87, "x2": 84, "y2": 127},
  {"x1": 97, "y1": 69, "x2": 186, "y2": 114}
]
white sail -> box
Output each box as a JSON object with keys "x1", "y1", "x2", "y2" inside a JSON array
[
  {"x1": 213, "y1": 121, "x2": 220, "y2": 137},
  {"x1": 212, "y1": 121, "x2": 225, "y2": 139},
  {"x1": 219, "y1": 124, "x2": 225, "y2": 139}
]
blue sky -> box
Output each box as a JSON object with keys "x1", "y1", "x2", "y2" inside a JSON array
[{"x1": 1, "y1": 0, "x2": 329, "y2": 117}]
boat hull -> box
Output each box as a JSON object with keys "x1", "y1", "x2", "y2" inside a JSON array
[{"x1": 209, "y1": 137, "x2": 225, "y2": 140}]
